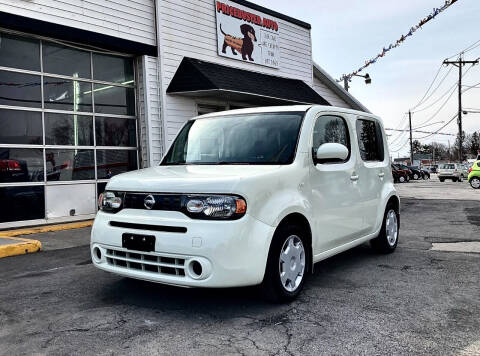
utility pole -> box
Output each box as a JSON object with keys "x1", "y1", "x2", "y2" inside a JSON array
[
  {"x1": 409, "y1": 110, "x2": 413, "y2": 165},
  {"x1": 443, "y1": 54, "x2": 479, "y2": 162}
]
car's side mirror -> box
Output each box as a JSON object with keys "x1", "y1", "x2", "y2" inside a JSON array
[{"x1": 315, "y1": 143, "x2": 349, "y2": 164}]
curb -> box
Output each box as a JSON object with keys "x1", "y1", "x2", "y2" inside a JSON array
[
  {"x1": 0, "y1": 236, "x2": 42, "y2": 258},
  {"x1": 0, "y1": 220, "x2": 93, "y2": 259}
]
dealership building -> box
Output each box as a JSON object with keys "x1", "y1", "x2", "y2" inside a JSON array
[{"x1": 0, "y1": 0, "x2": 368, "y2": 228}]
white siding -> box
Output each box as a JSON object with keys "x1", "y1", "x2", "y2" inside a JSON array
[
  {"x1": 312, "y1": 75, "x2": 351, "y2": 109},
  {"x1": 158, "y1": 0, "x2": 314, "y2": 147},
  {"x1": 0, "y1": 0, "x2": 156, "y2": 45}
]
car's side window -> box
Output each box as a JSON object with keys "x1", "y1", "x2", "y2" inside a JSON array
[
  {"x1": 356, "y1": 119, "x2": 384, "y2": 162},
  {"x1": 312, "y1": 115, "x2": 350, "y2": 164}
]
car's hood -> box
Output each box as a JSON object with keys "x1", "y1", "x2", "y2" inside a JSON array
[{"x1": 106, "y1": 165, "x2": 282, "y2": 193}]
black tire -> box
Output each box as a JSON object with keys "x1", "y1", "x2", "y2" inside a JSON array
[
  {"x1": 371, "y1": 203, "x2": 399, "y2": 254},
  {"x1": 470, "y1": 177, "x2": 480, "y2": 189},
  {"x1": 452, "y1": 178, "x2": 458, "y2": 182},
  {"x1": 261, "y1": 224, "x2": 309, "y2": 303},
  {"x1": 439, "y1": 178, "x2": 445, "y2": 182}
]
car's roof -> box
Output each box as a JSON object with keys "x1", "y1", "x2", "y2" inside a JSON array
[{"x1": 192, "y1": 105, "x2": 379, "y2": 121}]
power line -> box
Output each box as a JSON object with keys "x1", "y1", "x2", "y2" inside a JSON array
[
  {"x1": 414, "y1": 112, "x2": 458, "y2": 140},
  {"x1": 411, "y1": 67, "x2": 454, "y2": 112},
  {"x1": 338, "y1": 0, "x2": 459, "y2": 83},
  {"x1": 446, "y1": 39, "x2": 480, "y2": 60},
  {"x1": 410, "y1": 65, "x2": 446, "y2": 110},
  {"x1": 412, "y1": 64, "x2": 474, "y2": 114}
]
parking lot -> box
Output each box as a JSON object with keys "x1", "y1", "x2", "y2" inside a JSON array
[{"x1": 0, "y1": 178, "x2": 479, "y2": 355}]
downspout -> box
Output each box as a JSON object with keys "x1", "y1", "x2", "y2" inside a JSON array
[{"x1": 154, "y1": 0, "x2": 167, "y2": 163}]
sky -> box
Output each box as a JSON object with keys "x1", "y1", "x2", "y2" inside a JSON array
[{"x1": 254, "y1": 0, "x2": 480, "y2": 157}]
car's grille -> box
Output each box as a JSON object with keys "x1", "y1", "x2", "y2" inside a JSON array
[
  {"x1": 123, "y1": 193, "x2": 183, "y2": 211},
  {"x1": 105, "y1": 248, "x2": 186, "y2": 277}
]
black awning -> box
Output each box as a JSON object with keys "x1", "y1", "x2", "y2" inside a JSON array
[{"x1": 166, "y1": 57, "x2": 330, "y2": 106}]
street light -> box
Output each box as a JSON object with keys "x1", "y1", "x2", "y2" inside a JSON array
[{"x1": 343, "y1": 73, "x2": 371, "y2": 92}]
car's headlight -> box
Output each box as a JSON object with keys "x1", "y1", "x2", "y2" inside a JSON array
[
  {"x1": 98, "y1": 191, "x2": 124, "y2": 213},
  {"x1": 183, "y1": 195, "x2": 246, "y2": 220}
]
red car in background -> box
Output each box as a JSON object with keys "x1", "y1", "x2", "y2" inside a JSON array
[{"x1": 391, "y1": 164, "x2": 410, "y2": 183}]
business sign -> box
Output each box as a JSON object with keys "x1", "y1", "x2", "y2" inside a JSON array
[{"x1": 215, "y1": 1, "x2": 280, "y2": 68}]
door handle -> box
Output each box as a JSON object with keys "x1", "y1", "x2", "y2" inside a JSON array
[
  {"x1": 378, "y1": 172, "x2": 385, "y2": 178},
  {"x1": 350, "y1": 174, "x2": 359, "y2": 181}
]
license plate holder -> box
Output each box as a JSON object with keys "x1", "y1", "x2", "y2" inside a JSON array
[{"x1": 122, "y1": 233, "x2": 155, "y2": 252}]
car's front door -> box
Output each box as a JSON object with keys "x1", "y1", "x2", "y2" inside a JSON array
[
  {"x1": 354, "y1": 117, "x2": 389, "y2": 234},
  {"x1": 308, "y1": 113, "x2": 366, "y2": 254}
]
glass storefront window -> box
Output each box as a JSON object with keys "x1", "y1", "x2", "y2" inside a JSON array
[
  {"x1": 0, "y1": 186, "x2": 45, "y2": 223},
  {"x1": 0, "y1": 30, "x2": 138, "y2": 224},
  {"x1": 0, "y1": 71, "x2": 42, "y2": 108},
  {"x1": 42, "y1": 42, "x2": 91, "y2": 79},
  {"x1": 95, "y1": 117, "x2": 136, "y2": 147},
  {"x1": 0, "y1": 109, "x2": 42, "y2": 145},
  {"x1": 43, "y1": 77, "x2": 92, "y2": 112},
  {"x1": 96, "y1": 150, "x2": 137, "y2": 179},
  {"x1": 45, "y1": 113, "x2": 93, "y2": 146},
  {"x1": 0, "y1": 33, "x2": 40, "y2": 71},
  {"x1": 46, "y1": 149, "x2": 95, "y2": 181},
  {"x1": 92, "y1": 53, "x2": 134, "y2": 84},
  {"x1": 93, "y1": 84, "x2": 135, "y2": 116},
  {"x1": 0, "y1": 148, "x2": 44, "y2": 183}
]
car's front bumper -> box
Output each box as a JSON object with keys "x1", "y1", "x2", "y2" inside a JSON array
[{"x1": 90, "y1": 209, "x2": 275, "y2": 288}]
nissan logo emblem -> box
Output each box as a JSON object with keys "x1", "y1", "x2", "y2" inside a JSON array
[{"x1": 144, "y1": 194, "x2": 155, "y2": 210}]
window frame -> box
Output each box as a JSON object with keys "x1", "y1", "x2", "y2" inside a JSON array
[
  {"x1": 355, "y1": 118, "x2": 385, "y2": 163},
  {"x1": 311, "y1": 114, "x2": 352, "y2": 165}
]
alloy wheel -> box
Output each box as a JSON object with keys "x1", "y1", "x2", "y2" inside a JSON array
[{"x1": 279, "y1": 235, "x2": 305, "y2": 292}]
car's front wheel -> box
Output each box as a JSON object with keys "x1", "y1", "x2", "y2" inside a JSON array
[
  {"x1": 413, "y1": 173, "x2": 419, "y2": 180},
  {"x1": 470, "y1": 177, "x2": 480, "y2": 189},
  {"x1": 261, "y1": 225, "x2": 308, "y2": 302},
  {"x1": 371, "y1": 204, "x2": 399, "y2": 253},
  {"x1": 399, "y1": 176, "x2": 405, "y2": 183}
]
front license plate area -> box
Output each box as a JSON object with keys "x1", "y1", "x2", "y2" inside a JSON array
[{"x1": 122, "y1": 233, "x2": 155, "y2": 252}]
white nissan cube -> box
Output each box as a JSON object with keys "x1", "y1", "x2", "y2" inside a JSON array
[{"x1": 91, "y1": 106, "x2": 400, "y2": 302}]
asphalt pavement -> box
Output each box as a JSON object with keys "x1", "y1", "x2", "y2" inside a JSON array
[{"x1": 0, "y1": 178, "x2": 479, "y2": 355}]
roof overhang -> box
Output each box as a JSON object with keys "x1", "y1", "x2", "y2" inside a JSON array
[
  {"x1": 0, "y1": 11, "x2": 157, "y2": 57},
  {"x1": 167, "y1": 57, "x2": 330, "y2": 106}
]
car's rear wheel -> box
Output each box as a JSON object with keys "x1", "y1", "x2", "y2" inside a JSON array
[
  {"x1": 399, "y1": 176, "x2": 405, "y2": 183},
  {"x1": 453, "y1": 178, "x2": 458, "y2": 182},
  {"x1": 371, "y1": 204, "x2": 399, "y2": 253},
  {"x1": 470, "y1": 177, "x2": 480, "y2": 189},
  {"x1": 439, "y1": 178, "x2": 445, "y2": 182},
  {"x1": 413, "y1": 173, "x2": 419, "y2": 180},
  {"x1": 261, "y1": 225, "x2": 308, "y2": 302}
]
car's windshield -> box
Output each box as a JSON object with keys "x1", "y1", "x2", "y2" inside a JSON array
[
  {"x1": 162, "y1": 112, "x2": 305, "y2": 165},
  {"x1": 440, "y1": 164, "x2": 454, "y2": 169}
]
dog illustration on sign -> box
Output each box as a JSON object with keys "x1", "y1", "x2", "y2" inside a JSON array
[{"x1": 220, "y1": 24, "x2": 257, "y2": 61}]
